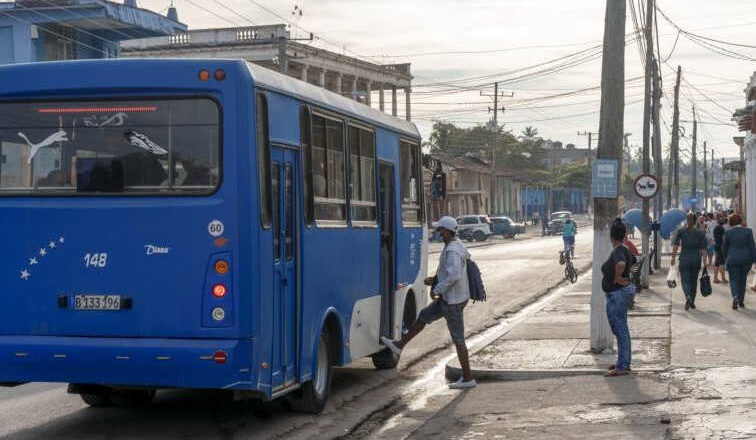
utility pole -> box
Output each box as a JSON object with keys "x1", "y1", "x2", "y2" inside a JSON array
[
  {"x1": 577, "y1": 131, "x2": 599, "y2": 150},
  {"x1": 591, "y1": 0, "x2": 625, "y2": 354},
  {"x1": 652, "y1": 59, "x2": 663, "y2": 270},
  {"x1": 640, "y1": 0, "x2": 654, "y2": 288},
  {"x1": 671, "y1": 66, "x2": 682, "y2": 209},
  {"x1": 692, "y1": 106, "x2": 698, "y2": 208},
  {"x1": 704, "y1": 141, "x2": 708, "y2": 211},
  {"x1": 711, "y1": 150, "x2": 715, "y2": 209},
  {"x1": 483, "y1": 83, "x2": 512, "y2": 216}
]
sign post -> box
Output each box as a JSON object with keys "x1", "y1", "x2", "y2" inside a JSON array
[{"x1": 634, "y1": 174, "x2": 660, "y2": 273}]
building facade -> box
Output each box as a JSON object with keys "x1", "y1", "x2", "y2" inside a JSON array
[
  {"x1": 541, "y1": 142, "x2": 596, "y2": 170},
  {"x1": 0, "y1": 0, "x2": 185, "y2": 64},
  {"x1": 121, "y1": 24, "x2": 414, "y2": 121},
  {"x1": 736, "y1": 72, "x2": 756, "y2": 223}
]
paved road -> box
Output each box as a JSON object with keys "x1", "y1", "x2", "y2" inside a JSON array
[{"x1": 0, "y1": 233, "x2": 594, "y2": 439}]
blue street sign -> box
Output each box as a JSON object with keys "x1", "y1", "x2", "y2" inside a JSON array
[
  {"x1": 591, "y1": 159, "x2": 619, "y2": 199},
  {"x1": 688, "y1": 196, "x2": 699, "y2": 206}
]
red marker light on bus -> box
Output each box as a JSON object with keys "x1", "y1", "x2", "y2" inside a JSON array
[
  {"x1": 213, "y1": 351, "x2": 228, "y2": 364},
  {"x1": 214, "y1": 69, "x2": 226, "y2": 81},
  {"x1": 212, "y1": 284, "x2": 227, "y2": 298},
  {"x1": 199, "y1": 69, "x2": 211, "y2": 82}
]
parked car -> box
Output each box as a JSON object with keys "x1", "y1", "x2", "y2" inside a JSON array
[
  {"x1": 545, "y1": 211, "x2": 573, "y2": 235},
  {"x1": 456, "y1": 215, "x2": 492, "y2": 242},
  {"x1": 490, "y1": 216, "x2": 526, "y2": 238}
]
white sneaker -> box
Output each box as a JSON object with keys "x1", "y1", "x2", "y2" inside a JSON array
[
  {"x1": 380, "y1": 336, "x2": 402, "y2": 355},
  {"x1": 449, "y1": 378, "x2": 477, "y2": 389}
]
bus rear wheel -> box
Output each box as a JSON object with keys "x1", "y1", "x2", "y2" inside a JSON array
[{"x1": 289, "y1": 329, "x2": 333, "y2": 414}]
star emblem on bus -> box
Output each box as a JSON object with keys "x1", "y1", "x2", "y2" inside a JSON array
[
  {"x1": 19, "y1": 237, "x2": 65, "y2": 283},
  {"x1": 29, "y1": 258, "x2": 38, "y2": 266},
  {"x1": 20, "y1": 270, "x2": 30, "y2": 281},
  {"x1": 39, "y1": 248, "x2": 47, "y2": 257}
]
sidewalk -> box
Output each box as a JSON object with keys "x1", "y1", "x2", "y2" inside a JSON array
[
  {"x1": 446, "y1": 269, "x2": 671, "y2": 379},
  {"x1": 409, "y1": 262, "x2": 756, "y2": 439}
]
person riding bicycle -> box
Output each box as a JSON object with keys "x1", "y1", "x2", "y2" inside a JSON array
[{"x1": 563, "y1": 219, "x2": 577, "y2": 258}]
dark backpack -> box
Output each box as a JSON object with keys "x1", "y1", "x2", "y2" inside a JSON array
[
  {"x1": 467, "y1": 260, "x2": 486, "y2": 303},
  {"x1": 430, "y1": 259, "x2": 487, "y2": 303}
]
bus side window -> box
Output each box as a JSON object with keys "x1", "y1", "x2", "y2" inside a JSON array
[
  {"x1": 400, "y1": 140, "x2": 423, "y2": 226},
  {"x1": 308, "y1": 113, "x2": 346, "y2": 223},
  {"x1": 301, "y1": 107, "x2": 314, "y2": 225},
  {"x1": 348, "y1": 125, "x2": 376, "y2": 224},
  {"x1": 257, "y1": 93, "x2": 272, "y2": 229}
]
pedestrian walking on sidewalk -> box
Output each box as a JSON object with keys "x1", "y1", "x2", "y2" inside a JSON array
[
  {"x1": 722, "y1": 213, "x2": 756, "y2": 310},
  {"x1": 380, "y1": 216, "x2": 476, "y2": 389},
  {"x1": 671, "y1": 213, "x2": 707, "y2": 311},
  {"x1": 713, "y1": 217, "x2": 728, "y2": 284},
  {"x1": 601, "y1": 219, "x2": 637, "y2": 377}
]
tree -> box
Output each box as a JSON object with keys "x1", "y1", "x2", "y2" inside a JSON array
[
  {"x1": 521, "y1": 126, "x2": 539, "y2": 140},
  {"x1": 553, "y1": 163, "x2": 591, "y2": 190}
]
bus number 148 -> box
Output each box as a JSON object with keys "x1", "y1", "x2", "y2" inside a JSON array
[{"x1": 84, "y1": 253, "x2": 108, "y2": 268}]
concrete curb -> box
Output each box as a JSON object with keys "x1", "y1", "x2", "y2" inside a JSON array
[{"x1": 444, "y1": 365, "x2": 668, "y2": 381}]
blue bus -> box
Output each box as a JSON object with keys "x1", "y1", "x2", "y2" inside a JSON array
[{"x1": 0, "y1": 59, "x2": 427, "y2": 412}]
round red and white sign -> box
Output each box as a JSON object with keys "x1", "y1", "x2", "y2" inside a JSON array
[{"x1": 633, "y1": 174, "x2": 659, "y2": 199}]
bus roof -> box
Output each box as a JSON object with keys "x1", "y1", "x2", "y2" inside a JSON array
[
  {"x1": 247, "y1": 62, "x2": 420, "y2": 139},
  {"x1": 0, "y1": 58, "x2": 420, "y2": 139}
]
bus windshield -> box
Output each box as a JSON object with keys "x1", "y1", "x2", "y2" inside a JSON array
[{"x1": 0, "y1": 98, "x2": 220, "y2": 195}]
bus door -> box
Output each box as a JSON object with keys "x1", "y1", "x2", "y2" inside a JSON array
[
  {"x1": 377, "y1": 162, "x2": 395, "y2": 339},
  {"x1": 270, "y1": 147, "x2": 299, "y2": 388}
]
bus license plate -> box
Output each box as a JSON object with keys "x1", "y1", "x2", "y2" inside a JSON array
[{"x1": 74, "y1": 295, "x2": 122, "y2": 311}]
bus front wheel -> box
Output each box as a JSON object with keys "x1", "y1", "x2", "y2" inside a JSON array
[{"x1": 289, "y1": 329, "x2": 334, "y2": 413}]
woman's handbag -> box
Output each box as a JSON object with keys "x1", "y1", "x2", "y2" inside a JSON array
[
  {"x1": 666, "y1": 265, "x2": 678, "y2": 288},
  {"x1": 700, "y1": 267, "x2": 712, "y2": 297}
]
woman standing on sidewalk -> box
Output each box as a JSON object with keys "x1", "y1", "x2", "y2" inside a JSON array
[
  {"x1": 722, "y1": 213, "x2": 756, "y2": 310},
  {"x1": 671, "y1": 213, "x2": 707, "y2": 311},
  {"x1": 601, "y1": 219, "x2": 637, "y2": 377}
]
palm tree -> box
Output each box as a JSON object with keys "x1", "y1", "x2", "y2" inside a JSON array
[{"x1": 521, "y1": 126, "x2": 539, "y2": 140}]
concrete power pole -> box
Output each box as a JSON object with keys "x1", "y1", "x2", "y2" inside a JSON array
[
  {"x1": 591, "y1": 0, "x2": 626, "y2": 354},
  {"x1": 652, "y1": 60, "x2": 663, "y2": 270},
  {"x1": 640, "y1": 0, "x2": 654, "y2": 288},
  {"x1": 692, "y1": 107, "x2": 698, "y2": 207},
  {"x1": 483, "y1": 83, "x2": 512, "y2": 216},
  {"x1": 671, "y1": 66, "x2": 681, "y2": 209}
]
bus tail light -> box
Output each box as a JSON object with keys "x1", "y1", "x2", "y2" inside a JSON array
[
  {"x1": 214, "y1": 260, "x2": 229, "y2": 275},
  {"x1": 199, "y1": 69, "x2": 210, "y2": 82},
  {"x1": 212, "y1": 283, "x2": 227, "y2": 298},
  {"x1": 214, "y1": 69, "x2": 226, "y2": 81},
  {"x1": 203, "y1": 253, "x2": 233, "y2": 328}
]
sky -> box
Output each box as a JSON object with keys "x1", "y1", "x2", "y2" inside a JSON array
[{"x1": 137, "y1": 0, "x2": 756, "y2": 159}]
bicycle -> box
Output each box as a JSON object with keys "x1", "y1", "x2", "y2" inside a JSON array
[{"x1": 560, "y1": 250, "x2": 578, "y2": 284}]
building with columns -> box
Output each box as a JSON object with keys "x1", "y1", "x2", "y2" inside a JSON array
[{"x1": 121, "y1": 24, "x2": 413, "y2": 121}]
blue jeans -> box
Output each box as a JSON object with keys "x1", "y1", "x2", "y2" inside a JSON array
[
  {"x1": 727, "y1": 263, "x2": 751, "y2": 302},
  {"x1": 606, "y1": 284, "x2": 636, "y2": 371},
  {"x1": 563, "y1": 236, "x2": 575, "y2": 257}
]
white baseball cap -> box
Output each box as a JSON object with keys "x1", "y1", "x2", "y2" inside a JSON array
[{"x1": 436, "y1": 216, "x2": 458, "y2": 232}]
